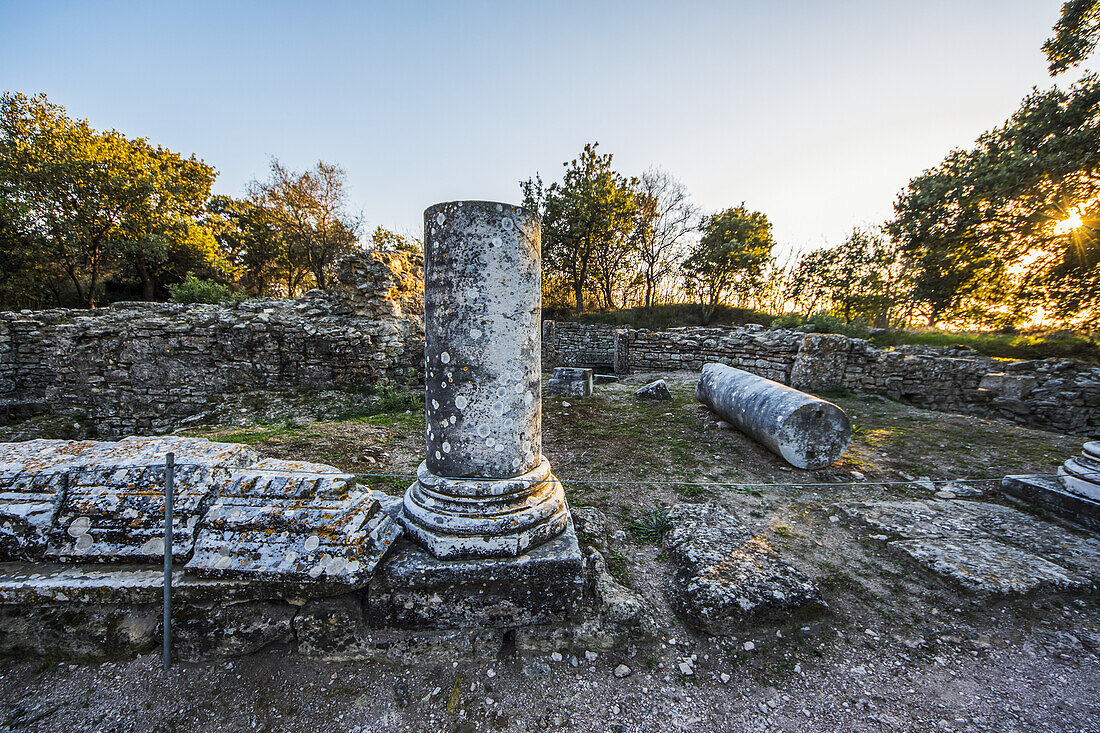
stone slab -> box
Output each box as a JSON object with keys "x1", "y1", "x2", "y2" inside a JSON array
[
  {"x1": 0, "y1": 561, "x2": 277, "y2": 605},
  {"x1": 1002, "y1": 474, "x2": 1100, "y2": 532},
  {"x1": 888, "y1": 537, "x2": 1093, "y2": 595},
  {"x1": 367, "y1": 519, "x2": 585, "y2": 629},
  {"x1": 546, "y1": 367, "x2": 594, "y2": 398},
  {"x1": 662, "y1": 503, "x2": 824, "y2": 634}
]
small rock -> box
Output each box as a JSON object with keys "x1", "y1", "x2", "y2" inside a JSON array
[
  {"x1": 634, "y1": 379, "x2": 672, "y2": 400},
  {"x1": 677, "y1": 661, "x2": 694, "y2": 676},
  {"x1": 585, "y1": 651, "x2": 598, "y2": 662},
  {"x1": 614, "y1": 664, "x2": 631, "y2": 678},
  {"x1": 719, "y1": 673, "x2": 731, "y2": 683},
  {"x1": 743, "y1": 641, "x2": 755, "y2": 651},
  {"x1": 551, "y1": 652, "x2": 563, "y2": 662}
]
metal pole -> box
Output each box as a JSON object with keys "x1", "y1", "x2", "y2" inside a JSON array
[{"x1": 163, "y1": 451, "x2": 174, "y2": 671}]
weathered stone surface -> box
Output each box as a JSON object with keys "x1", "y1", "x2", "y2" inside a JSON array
[
  {"x1": 294, "y1": 595, "x2": 505, "y2": 662},
  {"x1": 571, "y1": 506, "x2": 609, "y2": 555},
  {"x1": 368, "y1": 521, "x2": 585, "y2": 630},
  {"x1": 634, "y1": 379, "x2": 672, "y2": 400},
  {"x1": 187, "y1": 458, "x2": 401, "y2": 587},
  {"x1": 1059, "y1": 441, "x2": 1100, "y2": 501},
  {"x1": 42, "y1": 437, "x2": 253, "y2": 562},
  {"x1": 841, "y1": 497, "x2": 1100, "y2": 594},
  {"x1": 420, "y1": 201, "x2": 542, "y2": 479},
  {"x1": 0, "y1": 562, "x2": 266, "y2": 605},
  {"x1": 0, "y1": 602, "x2": 159, "y2": 660},
  {"x1": 0, "y1": 437, "x2": 402, "y2": 588},
  {"x1": 174, "y1": 600, "x2": 297, "y2": 660},
  {"x1": 662, "y1": 503, "x2": 823, "y2": 634},
  {"x1": 1003, "y1": 473, "x2": 1100, "y2": 531},
  {"x1": 0, "y1": 249, "x2": 425, "y2": 437},
  {"x1": 889, "y1": 538, "x2": 1091, "y2": 595},
  {"x1": 696, "y1": 363, "x2": 851, "y2": 469},
  {"x1": 547, "y1": 367, "x2": 594, "y2": 398},
  {"x1": 789, "y1": 333, "x2": 851, "y2": 393},
  {"x1": 512, "y1": 547, "x2": 657, "y2": 653},
  {"x1": 402, "y1": 201, "x2": 571, "y2": 561}
]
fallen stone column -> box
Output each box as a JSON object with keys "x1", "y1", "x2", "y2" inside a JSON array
[
  {"x1": 697, "y1": 363, "x2": 850, "y2": 469},
  {"x1": 401, "y1": 201, "x2": 570, "y2": 559}
]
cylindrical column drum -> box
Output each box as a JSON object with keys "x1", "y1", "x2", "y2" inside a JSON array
[
  {"x1": 697, "y1": 363, "x2": 851, "y2": 470},
  {"x1": 423, "y1": 201, "x2": 542, "y2": 479},
  {"x1": 402, "y1": 201, "x2": 568, "y2": 559}
]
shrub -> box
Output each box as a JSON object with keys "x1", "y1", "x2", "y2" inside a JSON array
[{"x1": 168, "y1": 274, "x2": 234, "y2": 304}]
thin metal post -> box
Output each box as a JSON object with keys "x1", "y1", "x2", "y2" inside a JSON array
[{"x1": 163, "y1": 452, "x2": 174, "y2": 671}]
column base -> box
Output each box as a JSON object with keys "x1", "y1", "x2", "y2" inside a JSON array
[
  {"x1": 367, "y1": 518, "x2": 585, "y2": 629},
  {"x1": 400, "y1": 457, "x2": 569, "y2": 559}
]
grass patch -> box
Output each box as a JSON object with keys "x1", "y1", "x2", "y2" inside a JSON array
[
  {"x1": 607, "y1": 550, "x2": 632, "y2": 587},
  {"x1": 871, "y1": 328, "x2": 1100, "y2": 364},
  {"x1": 626, "y1": 509, "x2": 671, "y2": 543}
]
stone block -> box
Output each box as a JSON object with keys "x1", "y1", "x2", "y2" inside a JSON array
[
  {"x1": 546, "y1": 367, "x2": 593, "y2": 397},
  {"x1": 662, "y1": 503, "x2": 823, "y2": 634},
  {"x1": 187, "y1": 458, "x2": 402, "y2": 587},
  {"x1": 368, "y1": 520, "x2": 585, "y2": 630},
  {"x1": 634, "y1": 379, "x2": 672, "y2": 400}
]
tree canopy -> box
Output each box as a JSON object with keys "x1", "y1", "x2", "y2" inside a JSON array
[
  {"x1": 682, "y1": 205, "x2": 775, "y2": 323},
  {"x1": 0, "y1": 92, "x2": 219, "y2": 307}
]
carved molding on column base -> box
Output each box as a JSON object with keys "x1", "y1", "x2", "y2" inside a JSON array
[{"x1": 400, "y1": 457, "x2": 569, "y2": 560}]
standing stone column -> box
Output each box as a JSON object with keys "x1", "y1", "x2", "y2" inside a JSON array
[{"x1": 401, "y1": 201, "x2": 569, "y2": 559}]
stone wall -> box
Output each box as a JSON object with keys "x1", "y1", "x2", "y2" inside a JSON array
[
  {"x1": 541, "y1": 321, "x2": 618, "y2": 368},
  {"x1": 0, "y1": 250, "x2": 425, "y2": 436},
  {"x1": 543, "y1": 321, "x2": 1100, "y2": 437}
]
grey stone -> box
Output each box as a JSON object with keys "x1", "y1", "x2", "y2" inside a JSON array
[
  {"x1": 547, "y1": 367, "x2": 594, "y2": 397},
  {"x1": 174, "y1": 600, "x2": 296, "y2": 660},
  {"x1": 402, "y1": 201, "x2": 570, "y2": 560},
  {"x1": 0, "y1": 602, "x2": 159, "y2": 660},
  {"x1": 634, "y1": 379, "x2": 672, "y2": 400},
  {"x1": 662, "y1": 503, "x2": 823, "y2": 634},
  {"x1": 696, "y1": 363, "x2": 851, "y2": 469},
  {"x1": 294, "y1": 594, "x2": 505, "y2": 662},
  {"x1": 187, "y1": 458, "x2": 402, "y2": 587},
  {"x1": 368, "y1": 520, "x2": 585, "y2": 630},
  {"x1": 888, "y1": 538, "x2": 1091, "y2": 595},
  {"x1": 1003, "y1": 473, "x2": 1100, "y2": 532}
]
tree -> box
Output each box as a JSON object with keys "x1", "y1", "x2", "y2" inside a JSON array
[
  {"x1": 632, "y1": 169, "x2": 696, "y2": 311},
  {"x1": 369, "y1": 226, "x2": 421, "y2": 254},
  {"x1": 248, "y1": 159, "x2": 360, "y2": 293},
  {"x1": 788, "y1": 228, "x2": 908, "y2": 326},
  {"x1": 889, "y1": 74, "x2": 1100, "y2": 326},
  {"x1": 1045, "y1": 0, "x2": 1100, "y2": 74},
  {"x1": 521, "y1": 143, "x2": 637, "y2": 314},
  {"x1": 0, "y1": 92, "x2": 219, "y2": 307},
  {"x1": 682, "y1": 204, "x2": 775, "y2": 323}
]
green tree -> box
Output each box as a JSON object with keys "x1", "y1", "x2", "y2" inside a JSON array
[
  {"x1": 521, "y1": 143, "x2": 637, "y2": 314},
  {"x1": 682, "y1": 204, "x2": 775, "y2": 323},
  {"x1": 788, "y1": 229, "x2": 908, "y2": 327},
  {"x1": 889, "y1": 75, "x2": 1100, "y2": 327},
  {"x1": 1045, "y1": 0, "x2": 1100, "y2": 74},
  {"x1": 248, "y1": 159, "x2": 360, "y2": 294},
  {"x1": 369, "y1": 226, "x2": 421, "y2": 254},
  {"x1": 0, "y1": 92, "x2": 219, "y2": 307}
]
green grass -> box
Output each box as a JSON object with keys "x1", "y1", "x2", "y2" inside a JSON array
[
  {"x1": 626, "y1": 508, "x2": 672, "y2": 543},
  {"x1": 871, "y1": 328, "x2": 1100, "y2": 364}
]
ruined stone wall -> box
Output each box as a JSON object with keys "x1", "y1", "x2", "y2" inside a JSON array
[
  {"x1": 541, "y1": 321, "x2": 618, "y2": 367},
  {"x1": 0, "y1": 250, "x2": 426, "y2": 436},
  {"x1": 543, "y1": 321, "x2": 1100, "y2": 436}
]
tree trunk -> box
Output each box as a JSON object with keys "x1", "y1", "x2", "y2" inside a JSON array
[{"x1": 136, "y1": 260, "x2": 155, "y2": 301}]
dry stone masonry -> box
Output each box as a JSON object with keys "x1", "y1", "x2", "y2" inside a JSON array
[
  {"x1": 0, "y1": 249, "x2": 425, "y2": 436},
  {"x1": 544, "y1": 322, "x2": 1100, "y2": 436}
]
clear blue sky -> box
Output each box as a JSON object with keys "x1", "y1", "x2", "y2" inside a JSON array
[{"x1": 0, "y1": 1, "x2": 1080, "y2": 257}]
